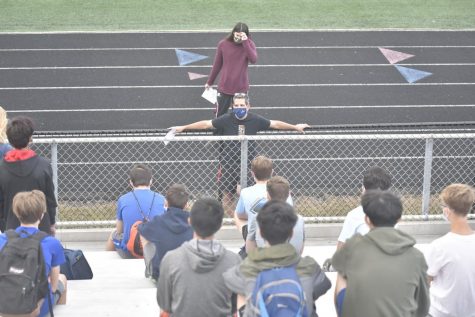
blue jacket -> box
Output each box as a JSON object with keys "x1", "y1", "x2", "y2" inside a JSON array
[{"x1": 138, "y1": 207, "x2": 193, "y2": 279}]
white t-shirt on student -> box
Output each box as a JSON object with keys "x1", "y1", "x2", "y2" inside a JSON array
[
  {"x1": 425, "y1": 232, "x2": 475, "y2": 317},
  {"x1": 337, "y1": 206, "x2": 370, "y2": 243}
]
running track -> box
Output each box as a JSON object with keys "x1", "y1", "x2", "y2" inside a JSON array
[{"x1": 0, "y1": 30, "x2": 474, "y2": 131}]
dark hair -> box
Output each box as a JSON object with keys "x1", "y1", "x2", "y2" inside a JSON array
[
  {"x1": 257, "y1": 200, "x2": 297, "y2": 245},
  {"x1": 361, "y1": 190, "x2": 402, "y2": 227},
  {"x1": 267, "y1": 176, "x2": 290, "y2": 201},
  {"x1": 6, "y1": 116, "x2": 34, "y2": 149},
  {"x1": 129, "y1": 164, "x2": 152, "y2": 187},
  {"x1": 190, "y1": 198, "x2": 224, "y2": 238},
  {"x1": 363, "y1": 166, "x2": 392, "y2": 190},
  {"x1": 13, "y1": 190, "x2": 46, "y2": 224},
  {"x1": 233, "y1": 92, "x2": 250, "y2": 106},
  {"x1": 226, "y1": 22, "x2": 250, "y2": 41},
  {"x1": 166, "y1": 184, "x2": 189, "y2": 209},
  {"x1": 251, "y1": 156, "x2": 273, "y2": 181}
]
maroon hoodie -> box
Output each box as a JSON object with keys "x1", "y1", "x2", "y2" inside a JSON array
[{"x1": 207, "y1": 38, "x2": 257, "y2": 95}]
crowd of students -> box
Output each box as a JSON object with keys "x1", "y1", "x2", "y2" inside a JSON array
[{"x1": 1, "y1": 22, "x2": 475, "y2": 314}]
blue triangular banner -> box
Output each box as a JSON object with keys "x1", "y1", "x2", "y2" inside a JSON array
[
  {"x1": 394, "y1": 65, "x2": 432, "y2": 84},
  {"x1": 175, "y1": 49, "x2": 208, "y2": 66}
]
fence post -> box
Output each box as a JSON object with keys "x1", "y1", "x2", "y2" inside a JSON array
[
  {"x1": 239, "y1": 125, "x2": 248, "y2": 189},
  {"x1": 51, "y1": 142, "x2": 59, "y2": 220},
  {"x1": 421, "y1": 138, "x2": 434, "y2": 220}
]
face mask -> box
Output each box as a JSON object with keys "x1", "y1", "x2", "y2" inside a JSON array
[{"x1": 233, "y1": 108, "x2": 247, "y2": 120}]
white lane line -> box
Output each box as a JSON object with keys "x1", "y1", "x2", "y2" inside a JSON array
[
  {"x1": 1, "y1": 83, "x2": 474, "y2": 90},
  {"x1": 1, "y1": 63, "x2": 474, "y2": 70},
  {"x1": 8, "y1": 104, "x2": 475, "y2": 113},
  {"x1": 1, "y1": 45, "x2": 475, "y2": 51}
]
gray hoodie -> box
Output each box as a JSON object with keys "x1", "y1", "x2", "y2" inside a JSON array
[
  {"x1": 332, "y1": 227, "x2": 430, "y2": 317},
  {"x1": 156, "y1": 239, "x2": 241, "y2": 317}
]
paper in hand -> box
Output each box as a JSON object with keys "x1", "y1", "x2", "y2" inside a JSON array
[
  {"x1": 164, "y1": 128, "x2": 176, "y2": 146},
  {"x1": 201, "y1": 88, "x2": 218, "y2": 104}
]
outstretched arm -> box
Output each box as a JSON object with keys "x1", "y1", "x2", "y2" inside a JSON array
[
  {"x1": 171, "y1": 120, "x2": 214, "y2": 133},
  {"x1": 269, "y1": 120, "x2": 309, "y2": 133}
]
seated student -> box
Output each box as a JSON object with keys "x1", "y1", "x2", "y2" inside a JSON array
[
  {"x1": 234, "y1": 156, "x2": 293, "y2": 257},
  {"x1": 332, "y1": 190, "x2": 430, "y2": 317},
  {"x1": 224, "y1": 200, "x2": 331, "y2": 317},
  {"x1": 106, "y1": 164, "x2": 165, "y2": 258},
  {"x1": 425, "y1": 183, "x2": 475, "y2": 317},
  {"x1": 157, "y1": 198, "x2": 241, "y2": 316},
  {"x1": 246, "y1": 176, "x2": 305, "y2": 254},
  {"x1": 0, "y1": 190, "x2": 67, "y2": 317},
  {"x1": 139, "y1": 184, "x2": 193, "y2": 279}
]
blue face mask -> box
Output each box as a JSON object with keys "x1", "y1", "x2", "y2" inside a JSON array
[{"x1": 233, "y1": 108, "x2": 247, "y2": 120}]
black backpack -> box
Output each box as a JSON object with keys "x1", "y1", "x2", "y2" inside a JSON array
[{"x1": 0, "y1": 230, "x2": 51, "y2": 316}]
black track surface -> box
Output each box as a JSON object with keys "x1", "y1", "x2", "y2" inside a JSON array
[{"x1": 0, "y1": 31, "x2": 474, "y2": 131}]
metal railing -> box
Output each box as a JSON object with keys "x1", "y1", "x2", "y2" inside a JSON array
[{"x1": 31, "y1": 131, "x2": 475, "y2": 227}]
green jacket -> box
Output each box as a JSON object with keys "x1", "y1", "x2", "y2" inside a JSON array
[
  {"x1": 224, "y1": 243, "x2": 331, "y2": 317},
  {"x1": 332, "y1": 227, "x2": 430, "y2": 317}
]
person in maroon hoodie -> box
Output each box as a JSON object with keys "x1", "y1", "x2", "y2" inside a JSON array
[
  {"x1": 205, "y1": 22, "x2": 258, "y2": 117},
  {"x1": 0, "y1": 116, "x2": 57, "y2": 235}
]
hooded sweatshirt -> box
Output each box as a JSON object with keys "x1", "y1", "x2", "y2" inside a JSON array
[
  {"x1": 157, "y1": 239, "x2": 241, "y2": 317},
  {"x1": 332, "y1": 227, "x2": 430, "y2": 317},
  {"x1": 0, "y1": 149, "x2": 57, "y2": 233},
  {"x1": 223, "y1": 243, "x2": 331, "y2": 317},
  {"x1": 138, "y1": 207, "x2": 193, "y2": 279}
]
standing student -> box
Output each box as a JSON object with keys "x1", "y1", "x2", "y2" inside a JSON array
[
  {"x1": 0, "y1": 116, "x2": 57, "y2": 235},
  {"x1": 171, "y1": 93, "x2": 308, "y2": 216},
  {"x1": 206, "y1": 22, "x2": 258, "y2": 117},
  {"x1": 425, "y1": 184, "x2": 475, "y2": 317}
]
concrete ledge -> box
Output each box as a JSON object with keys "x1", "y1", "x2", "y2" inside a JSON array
[{"x1": 56, "y1": 220, "x2": 474, "y2": 244}]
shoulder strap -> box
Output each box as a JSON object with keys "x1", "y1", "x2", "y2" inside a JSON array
[
  {"x1": 132, "y1": 191, "x2": 156, "y2": 222},
  {"x1": 5, "y1": 229, "x2": 19, "y2": 240}
]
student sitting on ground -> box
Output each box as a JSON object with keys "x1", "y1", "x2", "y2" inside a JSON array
[
  {"x1": 332, "y1": 190, "x2": 430, "y2": 317},
  {"x1": 224, "y1": 200, "x2": 331, "y2": 317},
  {"x1": 157, "y1": 198, "x2": 241, "y2": 316},
  {"x1": 246, "y1": 176, "x2": 305, "y2": 254},
  {"x1": 425, "y1": 183, "x2": 475, "y2": 317},
  {"x1": 106, "y1": 164, "x2": 165, "y2": 258},
  {"x1": 139, "y1": 184, "x2": 193, "y2": 279},
  {"x1": 0, "y1": 190, "x2": 67, "y2": 317}
]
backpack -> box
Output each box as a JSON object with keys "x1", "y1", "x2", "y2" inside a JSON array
[
  {"x1": 126, "y1": 192, "x2": 156, "y2": 258},
  {"x1": 250, "y1": 266, "x2": 308, "y2": 317},
  {"x1": 0, "y1": 230, "x2": 51, "y2": 316},
  {"x1": 60, "y1": 249, "x2": 93, "y2": 280}
]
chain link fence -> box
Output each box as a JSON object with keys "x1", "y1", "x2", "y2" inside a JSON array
[{"x1": 31, "y1": 132, "x2": 475, "y2": 228}]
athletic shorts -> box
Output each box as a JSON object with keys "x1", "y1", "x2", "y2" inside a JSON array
[{"x1": 111, "y1": 230, "x2": 134, "y2": 259}]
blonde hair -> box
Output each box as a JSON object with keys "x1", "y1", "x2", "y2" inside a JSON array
[
  {"x1": 0, "y1": 106, "x2": 7, "y2": 143},
  {"x1": 440, "y1": 183, "x2": 475, "y2": 216},
  {"x1": 13, "y1": 190, "x2": 47, "y2": 224}
]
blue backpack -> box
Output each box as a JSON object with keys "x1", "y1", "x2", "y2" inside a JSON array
[{"x1": 250, "y1": 266, "x2": 308, "y2": 317}]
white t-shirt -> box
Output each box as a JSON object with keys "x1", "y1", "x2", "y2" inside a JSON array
[
  {"x1": 250, "y1": 214, "x2": 305, "y2": 253},
  {"x1": 235, "y1": 183, "x2": 293, "y2": 218},
  {"x1": 337, "y1": 205, "x2": 370, "y2": 243},
  {"x1": 425, "y1": 232, "x2": 475, "y2": 317}
]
